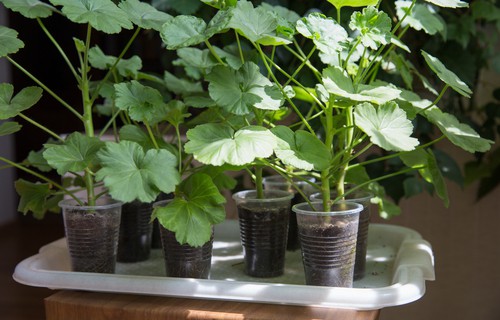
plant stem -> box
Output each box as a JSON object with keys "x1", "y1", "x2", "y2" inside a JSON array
[
  {"x1": 204, "y1": 40, "x2": 227, "y2": 66},
  {"x1": 321, "y1": 104, "x2": 335, "y2": 211},
  {"x1": 254, "y1": 165, "x2": 264, "y2": 199},
  {"x1": 17, "y1": 113, "x2": 64, "y2": 141}
]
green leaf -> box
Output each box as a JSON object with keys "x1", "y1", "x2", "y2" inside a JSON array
[
  {"x1": 118, "y1": 124, "x2": 166, "y2": 151},
  {"x1": 88, "y1": 46, "x2": 142, "y2": 78},
  {"x1": 49, "y1": 0, "x2": 133, "y2": 34},
  {"x1": 15, "y1": 179, "x2": 62, "y2": 219},
  {"x1": 114, "y1": 81, "x2": 167, "y2": 124},
  {"x1": 354, "y1": 102, "x2": 419, "y2": 151},
  {"x1": 421, "y1": 51, "x2": 472, "y2": 97},
  {"x1": 424, "y1": 108, "x2": 493, "y2": 153},
  {"x1": 426, "y1": 149, "x2": 449, "y2": 207},
  {"x1": 0, "y1": 84, "x2": 43, "y2": 119},
  {"x1": 206, "y1": 62, "x2": 284, "y2": 115},
  {"x1": 349, "y1": 6, "x2": 392, "y2": 50},
  {"x1": 0, "y1": 0, "x2": 55, "y2": 19},
  {"x1": 368, "y1": 182, "x2": 401, "y2": 219},
  {"x1": 399, "y1": 149, "x2": 433, "y2": 182},
  {"x1": 185, "y1": 123, "x2": 278, "y2": 166},
  {"x1": 43, "y1": 132, "x2": 105, "y2": 175},
  {"x1": 195, "y1": 165, "x2": 238, "y2": 191},
  {"x1": 395, "y1": 1, "x2": 445, "y2": 35},
  {"x1": 423, "y1": 0, "x2": 468, "y2": 8},
  {"x1": 0, "y1": 121, "x2": 22, "y2": 136},
  {"x1": 96, "y1": 140, "x2": 180, "y2": 203},
  {"x1": 327, "y1": 0, "x2": 378, "y2": 10},
  {"x1": 26, "y1": 146, "x2": 54, "y2": 172},
  {"x1": 0, "y1": 26, "x2": 25, "y2": 57},
  {"x1": 165, "y1": 100, "x2": 190, "y2": 127},
  {"x1": 119, "y1": 0, "x2": 172, "y2": 31},
  {"x1": 228, "y1": 0, "x2": 291, "y2": 45},
  {"x1": 271, "y1": 125, "x2": 331, "y2": 171},
  {"x1": 200, "y1": 0, "x2": 237, "y2": 9},
  {"x1": 163, "y1": 70, "x2": 203, "y2": 96}
]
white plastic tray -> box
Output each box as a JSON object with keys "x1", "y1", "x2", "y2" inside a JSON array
[{"x1": 13, "y1": 220, "x2": 435, "y2": 310}]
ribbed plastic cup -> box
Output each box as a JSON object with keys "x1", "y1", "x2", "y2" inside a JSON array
[
  {"x1": 153, "y1": 199, "x2": 213, "y2": 279},
  {"x1": 310, "y1": 190, "x2": 373, "y2": 280},
  {"x1": 262, "y1": 175, "x2": 316, "y2": 251},
  {"x1": 117, "y1": 200, "x2": 154, "y2": 262},
  {"x1": 59, "y1": 197, "x2": 122, "y2": 274},
  {"x1": 293, "y1": 201, "x2": 362, "y2": 287},
  {"x1": 232, "y1": 190, "x2": 294, "y2": 277}
]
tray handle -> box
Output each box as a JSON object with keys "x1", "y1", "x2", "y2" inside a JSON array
[{"x1": 392, "y1": 238, "x2": 435, "y2": 283}]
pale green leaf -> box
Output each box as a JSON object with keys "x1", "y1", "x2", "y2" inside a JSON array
[
  {"x1": 327, "y1": 0, "x2": 378, "y2": 9},
  {"x1": 0, "y1": 0, "x2": 55, "y2": 18},
  {"x1": 49, "y1": 0, "x2": 133, "y2": 34},
  {"x1": 422, "y1": 50, "x2": 472, "y2": 97},
  {"x1": 0, "y1": 26, "x2": 25, "y2": 57},
  {"x1": 349, "y1": 6, "x2": 392, "y2": 50},
  {"x1": 395, "y1": 1, "x2": 445, "y2": 35},
  {"x1": 206, "y1": 62, "x2": 284, "y2": 115},
  {"x1": 424, "y1": 108, "x2": 493, "y2": 153},
  {"x1": 0, "y1": 84, "x2": 42, "y2": 119},
  {"x1": 0, "y1": 121, "x2": 21, "y2": 136},
  {"x1": 160, "y1": 15, "x2": 207, "y2": 49},
  {"x1": 354, "y1": 102, "x2": 419, "y2": 151},
  {"x1": 88, "y1": 46, "x2": 142, "y2": 77},
  {"x1": 423, "y1": 0, "x2": 468, "y2": 8},
  {"x1": 96, "y1": 140, "x2": 180, "y2": 203},
  {"x1": 271, "y1": 125, "x2": 331, "y2": 171},
  {"x1": 119, "y1": 0, "x2": 172, "y2": 31},
  {"x1": 185, "y1": 123, "x2": 278, "y2": 166},
  {"x1": 114, "y1": 81, "x2": 167, "y2": 124},
  {"x1": 15, "y1": 179, "x2": 62, "y2": 219},
  {"x1": 43, "y1": 132, "x2": 105, "y2": 175},
  {"x1": 153, "y1": 173, "x2": 225, "y2": 246}
]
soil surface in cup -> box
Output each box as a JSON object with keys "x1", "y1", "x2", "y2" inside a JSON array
[
  {"x1": 238, "y1": 206, "x2": 289, "y2": 277},
  {"x1": 299, "y1": 219, "x2": 358, "y2": 287}
]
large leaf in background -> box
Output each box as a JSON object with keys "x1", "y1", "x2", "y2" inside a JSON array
[
  {"x1": 200, "y1": 0, "x2": 237, "y2": 9},
  {"x1": 43, "y1": 132, "x2": 105, "y2": 175},
  {"x1": 0, "y1": 26, "x2": 24, "y2": 57},
  {"x1": 118, "y1": 124, "x2": 173, "y2": 153},
  {"x1": 424, "y1": 108, "x2": 493, "y2": 153},
  {"x1": 49, "y1": 0, "x2": 133, "y2": 34},
  {"x1": 114, "y1": 81, "x2": 167, "y2": 124},
  {"x1": 0, "y1": 121, "x2": 21, "y2": 136},
  {"x1": 163, "y1": 70, "x2": 203, "y2": 96},
  {"x1": 0, "y1": 84, "x2": 42, "y2": 119},
  {"x1": 96, "y1": 141, "x2": 180, "y2": 203},
  {"x1": 421, "y1": 51, "x2": 472, "y2": 97},
  {"x1": 88, "y1": 46, "x2": 142, "y2": 78},
  {"x1": 206, "y1": 62, "x2": 284, "y2": 115},
  {"x1": 423, "y1": 0, "x2": 468, "y2": 8},
  {"x1": 152, "y1": 173, "x2": 226, "y2": 247},
  {"x1": 119, "y1": 0, "x2": 172, "y2": 31},
  {"x1": 395, "y1": 1, "x2": 445, "y2": 35},
  {"x1": 327, "y1": 0, "x2": 378, "y2": 10},
  {"x1": 0, "y1": 0, "x2": 55, "y2": 19},
  {"x1": 15, "y1": 179, "x2": 62, "y2": 219},
  {"x1": 271, "y1": 125, "x2": 331, "y2": 171},
  {"x1": 354, "y1": 102, "x2": 419, "y2": 152},
  {"x1": 349, "y1": 6, "x2": 391, "y2": 50},
  {"x1": 228, "y1": 0, "x2": 291, "y2": 45},
  {"x1": 185, "y1": 123, "x2": 278, "y2": 166}
]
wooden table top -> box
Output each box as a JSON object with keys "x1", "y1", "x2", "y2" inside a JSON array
[{"x1": 45, "y1": 290, "x2": 380, "y2": 320}]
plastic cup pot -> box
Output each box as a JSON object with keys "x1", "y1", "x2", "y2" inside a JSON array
[
  {"x1": 153, "y1": 200, "x2": 213, "y2": 279},
  {"x1": 232, "y1": 190, "x2": 294, "y2": 277},
  {"x1": 117, "y1": 200, "x2": 154, "y2": 262},
  {"x1": 292, "y1": 201, "x2": 363, "y2": 287},
  {"x1": 310, "y1": 190, "x2": 373, "y2": 280},
  {"x1": 59, "y1": 197, "x2": 122, "y2": 274}
]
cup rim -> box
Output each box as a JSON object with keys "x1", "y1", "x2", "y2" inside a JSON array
[
  {"x1": 262, "y1": 175, "x2": 316, "y2": 186},
  {"x1": 292, "y1": 201, "x2": 363, "y2": 216},
  {"x1": 309, "y1": 190, "x2": 373, "y2": 202},
  {"x1": 232, "y1": 189, "x2": 294, "y2": 203}
]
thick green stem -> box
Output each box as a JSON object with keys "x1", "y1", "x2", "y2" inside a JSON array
[
  {"x1": 321, "y1": 104, "x2": 335, "y2": 211},
  {"x1": 255, "y1": 165, "x2": 264, "y2": 199}
]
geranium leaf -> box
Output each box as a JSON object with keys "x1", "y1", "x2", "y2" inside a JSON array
[
  {"x1": 119, "y1": 0, "x2": 172, "y2": 31},
  {"x1": 426, "y1": 150, "x2": 449, "y2": 207},
  {"x1": 96, "y1": 140, "x2": 180, "y2": 203},
  {"x1": 206, "y1": 62, "x2": 284, "y2": 115},
  {"x1": 395, "y1": 1, "x2": 445, "y2": 35},
  {"x1": 354, "y1": 102, "x2": 419, "y2": 151},
  {"x1": 195, "y1": 165, "x2": 239, "y2": 191},
  {"x1": 349, "y1": 6, "x2": 392, "y2": 50},
  {"x1": 0, "y1": 121, "x2": 22, "y2": 136},
  {"x1": 152, "y1": 173, "x2": 226, "y2": 247},
  {"x1": 0, "y1": 0, "x2": 55, "y2": 19},
  {"x1": 163, "y1": 70, "x2": 203, "y2": 95},
  {"x1": 43, "y1": 132, "x2": 104, "y2": 175},
  {"x1": 0, "y1": 26, "x2": 25, "y2": 57},
  {"x1": 48, "y1": 0, "x2": 133, "y2": 34},
  {"x1": 423, "y1": 0, "x2": 468, "y2": 8},
  {"x1": 271, "y1": 125, "x2": 331, "y2": 171},
  {"x1": 114, "y1": 80, "x2": 167, "y2": 124},
  {"x1": 421, "y1": 51, "x2": 472, "y2": 97},
  {"x1": 15, "y1": 179, "x2": 62, "y2": 219},
  {"x1": 88, "y1": 46, "x2": 142, "y2": 78},
  {"x1": 118, "y1": 124, "x2": 171, "y2": 152},
  {"x1": 327, "y1": 0, "x2": 378, "y2": 10},
  {"x1": 0, "y1": 84, "x2": 42, "y2": 119},
  {"x1": 399, "y1": 149, "x2": 433, "y2": 182},
  {"x1": 160, "y1": 15, "x2": 207, "y2": 49},
  {"x1": 185, "y1": 123, "x2": 278, "y2": 166},
  {"x1": 424, "y1": 108, "x2": 493, "y2": 153}
]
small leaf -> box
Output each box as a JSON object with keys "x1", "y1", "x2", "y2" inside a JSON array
[
  {"x1": 421, "y1": 50, "x2": 472, "y2": 97},
  {"x1": 26, "y1": 147, "x2": 54, "y2": 172},
  {"x1": 152, "y1": 173, "x2": 226, "y2": 247},
  {"x1": 119, "y1": 0, "x2": 172, "y2": 31},
  {"x1": 163, "y1": 70, "x2": 203, "y2": 96},
  {"x1": 165, "y1": 100, "x2": 190, "y2": 127},
  {"x1": 118, "y1": 124, "x2": 170, "y2": 152},
  {"x1": 423, "y1": 0, "x2": 468, "y2": 8},
  {"x1": 0, "y1": 26, "x2": 25, "y2": 57},
  {"x1": 114, "y1": 81, "x2": 167, "y2": 124},
  {"x1": 184, "y1": 123, "x2": 278, "y2": 166},
  {"x1": 0, "y1": 84, "x2": 43, "y2": 119},
  {"x1": 0, "y1": 121, "x2": 22, "y2": 136},
  {"x1": 43, "y1": 132, "x2": 105, "y2": 175},
  {"x1": 354, "y1": 102, "x2": 419, "y2": 151},
  {"x1": 327, "y1": 0, "x2": 378, "y2": 10},
  {"x1": 195, "y1": 165, "x2": 238, "y2": 191},
  {"x1": 399, "y1": 149, "x2": 433, "y2": 182},
  {"x1": 0, "y1": 0, "x2": 55, "y2": 19},
  {"x1": 15, "y1": 179, "x2": 62, "y2": 219},
  {"x1": 426, "y1": 149, "x2": 449, "y2": 207},
  {"x1": 395, "y1": 1, "x2": 445, "y2": 35},
  {"x1": 88, "y1": 46, "x2": 142, "y2": 78},
  {"x1": 49, "y1": 0, "x2": 133, "y2": 34},
  {"x1": 160, "y1": 15, "x2": 207, "y2": 49},
  {"x1": 349, "y1": 6, "x2": 392, "y2": 50},
  {"x1": 96, "y1": 140, "x2": 180, "y2": 203}
]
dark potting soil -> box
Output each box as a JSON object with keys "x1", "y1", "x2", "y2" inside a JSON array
[
  {"x1": 299, "y1": 218, "x2": 358, "y2": 287},
  {"x1": 238, "y1": 205, "x2": 289, "y2": 277},
  {"x1": 64, "y1": 210, "x2": 120, "y2": 274}
]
